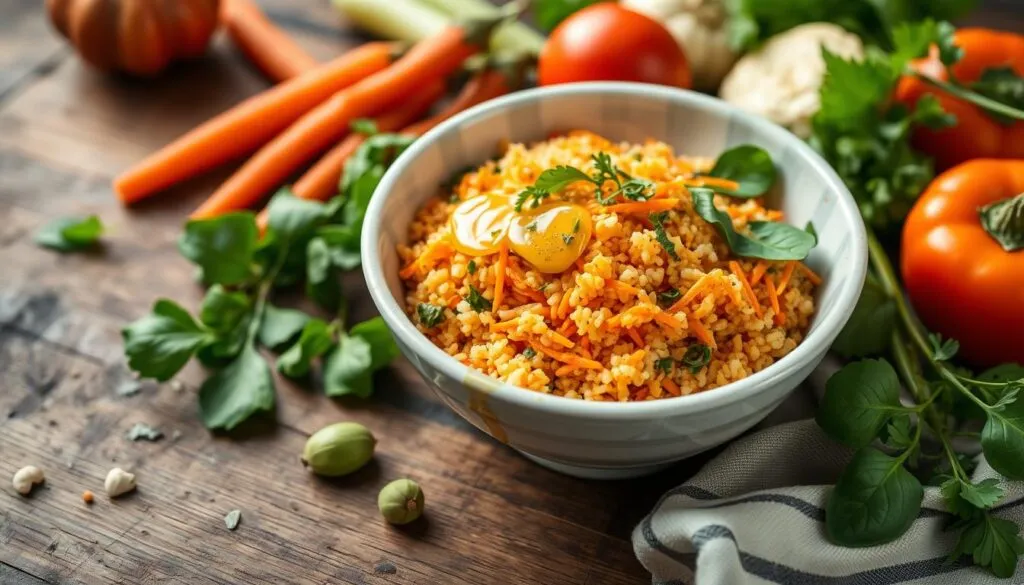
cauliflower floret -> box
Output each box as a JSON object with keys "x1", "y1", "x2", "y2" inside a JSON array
[
  {"x1": 719, "y1": 23, "x2": 865, "y2": 138},
  {"x1": 623, "y1": 0, "x2": 738, "y2": 91}
]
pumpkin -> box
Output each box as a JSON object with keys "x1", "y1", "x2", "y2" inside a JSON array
[{"x1": 46, "y1": 0, "x2": 221, "y2": 76}]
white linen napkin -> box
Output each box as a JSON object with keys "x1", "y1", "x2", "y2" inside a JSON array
[{"x1": 631, "y1": 418, "x2": 1024, "y2": 585}]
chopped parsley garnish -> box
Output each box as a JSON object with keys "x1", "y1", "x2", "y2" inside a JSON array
[
  {"x1": 523, "y1": 347, "x2": 537, "y2": 359},
  {"x1": 535, "y1": 282, "x2": 549, "y2": 292},
  {"x1": 562, "y1": 234, "x2": 575, "y2": 245},
  {"x1": 572, "y1": 218, "x2": 581, "y2": 233},
  {"x1": 649, "y1": 212, "x2": 680, "y2": 261},
  {"x1": 682, "y1": 344, "x2": 712, "y2": 373},
  {"x1": 513, "y1": 153, "x2": 654, "y2": 211},
  {"x1": 514, "y1": 186, "x2": 551, "y2": 212},
  {"x1": 655, "y1": 358, "x2": 674, "y2": 374},
  {"x1": 526, "y1": 221, "x2": 538, "y2": 232},
  {"x1": 467, "y1": 260, "x2": 477, "y2": 275},
  {"x1": 465, "y1": 285, "x2": 492, "y2": 312},
  {"x1": 417, "y1": 303, "x2": 445, "y2": 328},
  {"x1": 657, "y1": 288, "x2": 681, "y2": 307},
  {"x1": 449, "y1": 193, "x2": 461, "y2": 203}
]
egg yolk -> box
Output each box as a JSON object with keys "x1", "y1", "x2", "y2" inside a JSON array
[{"x1": 507, "y1": 203, "x2": 592, "y2": 274}]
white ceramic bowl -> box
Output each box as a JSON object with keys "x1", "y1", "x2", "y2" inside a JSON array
[{"x1": 362, "y1": 83, "x2": 866, "y2": 479}]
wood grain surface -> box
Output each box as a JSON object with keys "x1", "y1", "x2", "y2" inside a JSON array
[{"x1": 2, "y1": 2, "x2": 1020, "y2": 584}]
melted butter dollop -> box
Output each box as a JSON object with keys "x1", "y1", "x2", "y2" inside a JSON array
[
  {"x1": 449, "y1": 193, "x2": 516, "y2": 256},
  {"x1": 507, "y1": 203, "x2": 592, "y2": 274}
]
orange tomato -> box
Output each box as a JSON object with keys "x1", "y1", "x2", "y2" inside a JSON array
[
  {"x1": 901, "y1": 159, "x2": 1024, "y2": 367},
  {"x1": 895, "y1": 28, "x2": 1024, "y2": 170},
  {"x1": 538, "y1": 3, "x2": 692, "y2": 89}
]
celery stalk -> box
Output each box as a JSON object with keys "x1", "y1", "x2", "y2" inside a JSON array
[
  {"x1": 332, "y1": 0, "x2": 450, "y2": 44},
  {"x1": 418, "y1": 0, "x2": 545, "y2": 56}
]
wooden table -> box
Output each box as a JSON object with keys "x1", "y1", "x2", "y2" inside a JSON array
[{"x1": 2, "y1": 2, "x2": 1021, "y2": 584}]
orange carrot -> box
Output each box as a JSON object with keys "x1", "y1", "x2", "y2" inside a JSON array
[
  {"x1": 493, "y1": 243, "x2": 509, "y2": 311},
  {"x1": 662, "y1": 377, "x2": 682, "y2": 396},
  {"x1": 627, "y1": 328, "x2": 644, "y2": 347},
  {"x1": 191, "y1": 27, "x2": 486, "y2": 219},
  {"x1": 750, "y1": 261, "x2": 768, "y2": 285},
  {"x1": 530, "y1": 342, "x2": 603, "y2": 370},
  {"x1": 801, "y1": 263, "x2": 823, "y2": 285},
  {"x1": 602, "y1": 198, "x2": 679, "y2": 214},
  {"x1": 402, "y1": 68, "x2": 511, "y2": 136},
  {"x1": 399, "y1": 237, "x2": 454, "y2": 279},
  {"x1": 548, "y1": 330, "x2": 575, "y2": 349},
  {"x1": 688, "y1": 316, "x2": 717, "y2": 349},
  {"x1": 653, "y1": 311, "x2": 684, "y2": 331},
  {"x1": 776, "y1": 261, "x2": 796, "y2": 295},
  {"x1": 114, "y1": 42, "x2": 395, "y2": 204},
  {"x1": 730, "y1": 261, "x2": 763, "y2": 318},
  {"x1": 222, "y1": 0, "x2": 318, "y2": 83},
  {"x1": 683, "y1": 176, "x2": 741, "y2": 191},
  {"x1": 766, "y1": 277, "x2": 785, "y2": 326}
]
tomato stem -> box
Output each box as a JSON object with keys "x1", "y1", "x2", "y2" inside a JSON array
[
  {"x1": 914, "y1": 72, "x2": 1024, "y2": 122},
  {"x1": 979, "y1": 191, "x2": 1024, "y2": 252}
]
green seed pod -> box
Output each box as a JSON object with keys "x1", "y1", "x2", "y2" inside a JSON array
[
  {"x1": 301, "y1": 422, "x2": 375, "y2": 477},
  {"x1": 377, "y1": 479, "x2": 424, "y2": 525}
]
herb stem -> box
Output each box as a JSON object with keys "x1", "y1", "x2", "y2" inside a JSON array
[
  {"x1": 914, "y1": 73, "x2": 1024, "y2": 122},
  {"x1": 867, "y1": 230, "x2": 931, "y2": 357}
]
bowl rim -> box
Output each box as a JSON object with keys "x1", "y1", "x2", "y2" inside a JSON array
[{"x1": 362, "y1": 82, "x2": 867, "y2": 421}]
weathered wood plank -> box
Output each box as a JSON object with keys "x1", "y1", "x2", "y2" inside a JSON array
[{"x1": 0, "y1": 0, "x2": 67, "y2": 103}]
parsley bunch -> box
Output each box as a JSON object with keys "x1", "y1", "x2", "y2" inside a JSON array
[{"x1": 122, "y1": 134, "x2": 412, "y2": 431}]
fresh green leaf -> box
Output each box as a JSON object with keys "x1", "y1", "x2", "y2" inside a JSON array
[
  {"x1": 705, "y1": 145, "x2": 777, "y2": 198},
  {"x1": 179, "y1": 214, "x2": 258, "y2": 286},
  {"x1": 657, "y1": 288, "x2": 680, "y2": 308},
  {"x1": 316, "y1": 225, "x2": 362, "y2": 270},
  {"x1": 981, "y1": 392, "x2": 1024, "y2": 480},
  {"x1": 198, "y1": 342, "x2": 275, "y2": 430},
  {"x1": 883, "y1": 414, "x2": 914, "y2": 451},
  {"x1": 306, "y1": 237, "x2": 342, "y2": 312},
  {"x1": 815, "y1": 49, "x2": 897, "y2": 131},
  {"x1": 649, "y1": 212, "x2": 680, "y2": 261},
  {"x1": 467, "y1": 260, "x2": 477, "y2": 275},
  {"x1": 935, "y1": 20, "x2": 964, "y2": 66},
  {"x1": 928, "y1": 333, "x2": 959, "y2": 361},
  {"x1": 832, "y1": 274, "x2": 896, "y2": 357},
  {"x1": 523, "y1": 347, "x2": 536, "y2": 359},
  {"x1": 417, "y1": 303, "x2": 445, "y2": 328},
  {"x1": 951, "y1": 513, "x2": 1024, "y2": 578},
  {"x1": 265, "y1": 189, "x2": 336, "y2": 243},
  {"x1": 257, "y1": 304, "x2": 310, "y2": 351},
  {"x1": 199, "y1": 285, "x2": 252, "y2": 334},
  {"x1": 980, "y1": 364, "x2": 1024, "y2": 384},
  {"x1": 349, "y1": 316, "x2": 400, "y2": 372},
  {"x1": 970, "y1": 66, "x2": 1024, "y2": 126},
  {"x1": 515, "y1": 186, "x2": 551, "y2": 212},
  {"x1": 826, "y1": 447, "x2": 923, "y2": 546},
  {"x1": 817, "y1": 359, "x2": 902, "y2": 447},
  {"x1": 890, "y1": 19, "x2": 938, "y2": 65},
  {"x1": 655, "y1": 358, "x2": 674, "y2": 375},
  {"x1": 341, "y1": 133, "x2": 416, "y2": 199},
  {"x1": 532, "y1": 0, "x2": 601, "y2": 32},
  {"x1": 123, "y1": 300, "x2": 214, "y2": 381},
  {"x1": 35, "y1": 215, "x2": 104, "y2": 252},
  {"x1": 466, "y1": 285, "x2": 492, "y2": 312},
  {"x1": 940, "y1": 476, "x2": 978, "y2": 519},
  {"x1": 682, "y1": 344, "x2": 712, "y2": 373},
  {"x1": 532, "y1": 165, "x2": 593, "y2": 194},
  {"x1": 350, "y1": 118, "x2": 378, "y2": 136},
  {"x1": 960, "y1": 478, "x2": 1006, "y2": 510},
  {"x1": 278, "y1": 319, "x2": 335, "y2": 378},
  {"x1": 323, "y1": 334, "x2": 374, "y2": 398},
  {"x1": 979, "y1": 193, "x2": 1024, "y2": 252},
  {"x1": 912, "y1": 94, "x2": 958, "y2": 129},
  {"x1": 992, "y1": 388, "x2": 1022, "y2": 413},
  {"x1": 692, "y1": 189, "x2": 816, "y2": 261},
  {"x1": 197, "y1": 318, "x2": 248, "y2": 365}
]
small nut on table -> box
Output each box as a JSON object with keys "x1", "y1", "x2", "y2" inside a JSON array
[
  {"x1": 12, "y1": 466, "x2": 45, "y2": 496},
  {"x1": 104, "y1": 468, "x2": 136, "y2": 498}
]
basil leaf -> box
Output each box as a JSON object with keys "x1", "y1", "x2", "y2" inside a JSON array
[
  {"x1": 349, "y1": 316, "x2": 400, "y2": 372},
  {"x1": 832, "y1": 274, "x2": 896, "y2": 357},
  {"x1": 979, "y1": 193, "x2": 1024, "y2": 252},
  {"x1": 306, "y1": 237, "x2": 342, "y2": 312},
  {"x1": 979, "y1": 363, "x2": 1024, "y2": 384},
  {"x1": 199, "y1": 285, "x2": 252, "y2": 334},
  {"x1": 691, "y1": 189, "x2": 815, "y2": 260},
  {"x1": 265, "y1": 188, "x2": 337, "y2": 243},
  {"x1": 981, "y1": 392, "x2": 1024, "y2": 480},
  {"x1": 196, "y1": 318, "x2": 248, "y2": 366},
  {"x1": 826, "y1": 447, "x2": 923, "y2": 547},
  {"x1": 257, "y1": 304, "x2": 311, "y2": 351},
  {"x1": 323, "y1": 334, "x2": 375, "y2": 398},
  {"x1": 198, "y1": 342, "x2": 275, "y2": 430},
  {"x1": 532, "y1": 165, "x2": 593, "y2": 194},
  {"x1": 278, "y1": 319, "x2": 335, "y2": 378},
  {"x1": 816, "y1": 359, "x2": 902, "y2": 447},
  {"x1": 122, "y1": 299, "x2": 214, "y2": 381},
  {"x1": 179, "y1": 213, "x2": 258, "y2": 286},
  {"x1": 706, "y1": 145, "x2": 776, "y2": 198},
  {"x1": 317, "y1": 225, "x2": 362, "y2": 270},
  {"x1": 350, "y1": 118, "x2": 379, "y2": 136},
  {"x1": 35, "y1": 215, "x2": 104, "y2": 252}
]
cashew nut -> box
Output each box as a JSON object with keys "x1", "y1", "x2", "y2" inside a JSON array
[
  {"x1": 12, "y1": 466, "x2": 45, "y2": 495},
  {"x1": 104, "y1": 468, "x2": 136, "y2": 498}
]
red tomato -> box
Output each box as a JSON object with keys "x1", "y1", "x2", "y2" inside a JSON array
[{"x1": 538, "y1": 3, "x2": 692, "y2": 89}]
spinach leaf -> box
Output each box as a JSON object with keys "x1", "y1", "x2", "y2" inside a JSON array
[
  {"x1": 817, "y1": 359, "x2": 902, "y2": 447},
  {"x1": 981, "y1": 392, "x2": 1024, "y2": 480},
  {"x1": 257, "y1": 304, "x2": 311, "y2": 351},
  {"x1": 278, "y1": 319, "x2": 335, "y2": 378},
  {"x1": 35, "y1": 216, "x2": 104, "y2": 252},
  {"x1": 199, "y1": 285, "x2": 252, "y2": 334},
  {"x1": 691, "y1": 189, "x2": 815, "y2": 260},
  {"x1": 179, "y1": 213, "x2": 258, "y2": 286},
  {"x1": 122, "y1": 300, "x2": 214, "y2": 381},
  {"x1": 706, "y1": 145, "x2": 776, "y2": 198},
  {"x1": 306, "y1": 236, "x2": 342, "y2": 312},
  {"x1": 826, "y1": 447, "x2": 923, "y2": 546},
  {"x1": 198, "y1": 342, "x2": 275, "y2": 430}
]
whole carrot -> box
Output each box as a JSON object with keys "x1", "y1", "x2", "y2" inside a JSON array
[
  {"x1": 191, "y1": 23, "x2": 501, "y2": 219},
  {"x1": 114, "y1": 42, "x2": 395, "y2": 204},
  {"x1": 222, "y1": 0, "x2": 318, "y2": 83},
  {"x1": 403, "y1": 67, "x2": 511, "y2": 136}
]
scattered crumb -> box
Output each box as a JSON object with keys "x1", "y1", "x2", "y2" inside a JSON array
[
  {"x1": 126, "y1": 423, "x2": 163, "y2": 442},
  {"x1": 116, "y1": 380, "x2": 143, "y2": 397},
  {"x1": 374, "y1": 561, "x2": 397, "y2": 575},
  {"x1": 224, "y1": 509, "x2": 242, "y2": 531},
  {"x1": 104, "y1": 468, "x2": 136, "y2": 498},
  {"x1": 82, "y1": 491, "x2": 94, "y2": 504}
]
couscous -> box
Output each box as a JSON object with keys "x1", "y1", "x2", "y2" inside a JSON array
[{"x1": 399, "y1": 131, "x2": 820, "y2": 401}]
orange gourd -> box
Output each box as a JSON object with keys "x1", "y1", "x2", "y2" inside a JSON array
[{"x1": 46, "y1": 0, "x2": 221, "y2": 76}]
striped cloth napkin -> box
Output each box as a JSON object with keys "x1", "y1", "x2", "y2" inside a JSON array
[{"x1": 632, "y1": 371, "x2": 1024, "y2": 584}]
